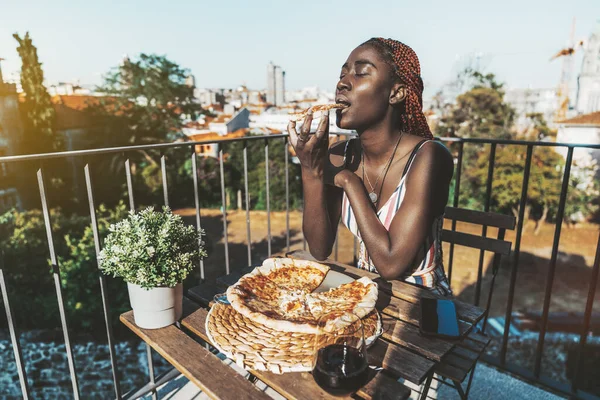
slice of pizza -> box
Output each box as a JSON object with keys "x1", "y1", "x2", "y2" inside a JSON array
[
  {"x1": 306, "y1": 276, "x2": 378, "y2": 327},
  {"x1": 288, "y1": 103, "x2": 348, "y2": 122},
  {"x1": 257, "y1": 258, "x2": 330, "y2": 292}
]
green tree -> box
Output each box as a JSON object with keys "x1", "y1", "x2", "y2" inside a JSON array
[
  {"x1": 435, "y1": 69, "x2": 515, "y2": 139},
  {"x1": 12, "y1": 32, "x2": 71, "y2": 210},
  {"x1": 461, "y1": 145, "x2": 598, "y2": 231},
  {"x1": 93, "y1": 53, "x2": 203, "y2": 147},
  {"x1": 13, "y1": 32, "x2": 60, "y2": 153},
  {"x1": 87, "y1": 54, "x2": 207, "y2": 209},
  {"x1": 0, "y1": 203, "x2": 133, "y2": 336},
  {"x1": 224, "y1": 137, "x2": 303, "y2": 211}
]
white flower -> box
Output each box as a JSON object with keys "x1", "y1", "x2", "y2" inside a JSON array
[{"x1": 146, "y1": 246, "x2": 156, "y2": 257}]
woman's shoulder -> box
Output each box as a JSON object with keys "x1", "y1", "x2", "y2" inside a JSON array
[
  {"x1": 410, "y1": 137, "x2": 452, "y2": 162},
  {"x1": 407, "y1": 137, "x2": 454, "y2": 178}
]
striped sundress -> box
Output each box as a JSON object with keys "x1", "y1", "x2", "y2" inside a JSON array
[{"x1": 341, "y1": 139, "x2": 453, "y2": 297}]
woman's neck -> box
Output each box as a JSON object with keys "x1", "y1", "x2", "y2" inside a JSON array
[{"x1": 358, "y1": 123, "x2": 403, "y2": 164}]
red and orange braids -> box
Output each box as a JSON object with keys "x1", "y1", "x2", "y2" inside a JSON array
[{"x1": 363, "y1": 38, "x2": 433, "y2": 139}]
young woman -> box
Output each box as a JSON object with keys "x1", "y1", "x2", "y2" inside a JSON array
[{"x1": 288, "y1": 38, "x2": 453, "y2": 296}]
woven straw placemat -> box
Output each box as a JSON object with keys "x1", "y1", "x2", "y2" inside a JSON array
[{"x1": 206, "y1": 304, "x2": 382, "y2": 374}]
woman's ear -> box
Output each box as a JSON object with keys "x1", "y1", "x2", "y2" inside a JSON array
[{"x1": 389, "y1": 84, "x2": 407, "y2": 105}]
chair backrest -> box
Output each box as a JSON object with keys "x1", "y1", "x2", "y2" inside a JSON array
[{"x1": 441, "y1": 206, "x2": 516, "y2": 330}]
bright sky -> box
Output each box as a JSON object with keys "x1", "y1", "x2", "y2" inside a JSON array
[{"x1": 1, "y1": 0, "x2": 599, "y2": 99}]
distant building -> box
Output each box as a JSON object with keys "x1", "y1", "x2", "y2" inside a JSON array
[
  {"x1": 576, "y1": 22, "x2": 600, "y2": 114},
  {"x1": 182, "y1": 108, "x2": 250, "y2": 157},
  {"x1": 48, "y1": 82, "x2": 95, "y2": 96},
  {"x1": 556, "y1": 111, "x2": 600, "y2": 178},
  {"x1": 266, "y1": 62, "x2": 285, "y2": 106},
  {"x1": 504, "y1": 88, "x2": 558, "y2": 130}
]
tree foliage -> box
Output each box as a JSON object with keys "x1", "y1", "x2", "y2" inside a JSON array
[
  {"x1": 435, "y1": 69, "x2": 515, "y2": 139},
  {"x1": 0, "y1": 204, "x2": 131, "y2": 336},
  {"x1": 13, "y1": 32, "x2": 60, "y2": 153}
]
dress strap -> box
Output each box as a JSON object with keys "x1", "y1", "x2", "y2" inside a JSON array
[{"x1": 401, "y1": 139, "x2": 430, "y2": 178}]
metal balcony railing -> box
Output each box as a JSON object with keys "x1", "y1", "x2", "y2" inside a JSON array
[{"x1": 0, "y1": 134, "x2": 599, "y2": 399}]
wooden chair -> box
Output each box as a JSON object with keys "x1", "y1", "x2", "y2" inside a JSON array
[{"x1": 433, "y1": 206, "x2": 516, "y2": 399}]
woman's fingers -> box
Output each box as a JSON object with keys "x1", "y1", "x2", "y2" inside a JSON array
[
  {"x1": 315, "y1": 110, "x2": 329, "y2": 141},
  {"x1": 287, "y1": 121, "x2": 299, "y2": 147},
  {"x1": 299, "y1": 110, "x2": 314, "y2": 140}
]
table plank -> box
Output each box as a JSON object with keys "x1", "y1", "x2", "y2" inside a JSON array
[
  {"x1": 357, "y1": 370, "x2": 411, "y2": 400},
  {"x1": 368, "y1": 339, "x2": 434, "y2": 384},
  {"x1": 120, "y1": 311, "x2": 271, "y2": 400},
  {"x1": 379, "y1": 314, "x2": 454, "y2": 362}
]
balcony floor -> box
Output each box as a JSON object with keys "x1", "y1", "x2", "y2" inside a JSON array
[{"x1": 143, "y1": 359, "x2": 565, "y2": 400}]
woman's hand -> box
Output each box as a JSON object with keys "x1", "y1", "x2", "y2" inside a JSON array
[{"x1": 287, "y1": 110, "x2": 330, "y2": 180}]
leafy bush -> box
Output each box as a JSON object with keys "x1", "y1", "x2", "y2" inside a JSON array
[
  {"x1": 0, "y1": 203, "x2": 131, "y2": 336},
  {"x1": 99, "y1": 206, "x2": 206, "y2": 289}
]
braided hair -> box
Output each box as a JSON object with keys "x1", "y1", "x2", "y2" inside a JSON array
[{"x1": 362, "y1": 38, "x2": 433, "y2": 139}]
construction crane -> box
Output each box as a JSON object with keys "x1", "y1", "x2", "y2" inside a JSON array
[{"x1": 551, "y1": 18, "x2": 585, "y2": 122}]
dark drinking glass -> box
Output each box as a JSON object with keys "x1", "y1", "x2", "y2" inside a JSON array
[{"x1": 312, "y1": 312, "x2": 368, "y2": 396}]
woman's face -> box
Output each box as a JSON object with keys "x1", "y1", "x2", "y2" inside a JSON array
[{"x1": 335, "y1": 44, "x2": 396, "y2": 131}]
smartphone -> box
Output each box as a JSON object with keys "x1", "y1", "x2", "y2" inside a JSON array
[{"x1": 419, "y1": 297, "x2": 460, "y2": 338}]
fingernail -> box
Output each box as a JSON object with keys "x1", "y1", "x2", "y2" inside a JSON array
[{"x1": 307, "y1": 109, "x2": 313, "y2": 116}]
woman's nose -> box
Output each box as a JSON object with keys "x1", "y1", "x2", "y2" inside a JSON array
[{"x1": 336, "y1": 76, "x2": 351, "y2": 92}]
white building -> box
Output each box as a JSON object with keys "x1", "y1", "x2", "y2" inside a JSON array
[
  {"x1": 576, "y1": 22, "x2": 600, "y2": 114},
  {"x1": 504, "y1": 88, "x2": 558, "y2": 130},
  {"x1": 556, "y1": 111, "x2": 600, "y2": 178},
  {"x1": 286, "y1": 86, "x2": 334, "y2": 104},
  {"x1": 266, "y1": 62, "x2": 285, "y2": 106}
]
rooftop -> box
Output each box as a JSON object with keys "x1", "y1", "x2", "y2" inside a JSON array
[{"x1": 559, "y1": 111, "x2": 600, "y2": 126}]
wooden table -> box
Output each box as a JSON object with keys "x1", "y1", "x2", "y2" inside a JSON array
[{"x1": 121, "y1": 250, "x2": 489, "y2": 400}]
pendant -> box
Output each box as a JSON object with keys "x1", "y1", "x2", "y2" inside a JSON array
[{"x1": 369, "y1": 192, "x2": 378, "y2": 203}]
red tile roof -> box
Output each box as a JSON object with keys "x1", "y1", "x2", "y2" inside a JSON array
[{"x1": 559, "y1": 111, "x2": 600, "y2": 125}]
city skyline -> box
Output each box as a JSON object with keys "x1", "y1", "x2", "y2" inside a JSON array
[{"x1": 1, "y1": 0, "x2": 600, "y2": 99}]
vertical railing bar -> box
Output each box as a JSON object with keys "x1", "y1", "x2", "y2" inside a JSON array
[
  {"x1": 124, "y1": 159, "x2": 156, "y2": 399},
  {"x1": 243, "y1": 143, "x2": 252, "y2": 265},
  {"x1": 500, "y1": 144, "x2": 533, "y2": 365},
  {"x1": 572, "y1": 230, "x2": 600, "y2": 391},
  {"x1": 475, "y1": 143, "x2": 496, "y2": 306},
  {"x1": 533, "y1": 146, "x2": 574, "y2": 378},
  {"x1": 161, "y1": 155, "x2": 169, "y2": 207},
  {"x1": 191, "y1": 148, "x2": 205, "y2": 281},
  {"x1": 84, "y1": 164, "x2": 122, "y2": 399},
  {"x1": 265, "y1": 139, "x2": 271, "y2": 256},
  {"x1": 125, "y1": 158, "x2": 135, "y2": 211},
  {"x1": 37, "y1": 168, "x2": 80, "y2": 399},
  {"x1": 0, "y1": 254, "x2": 31, "y2": 399},
  {"x1": 146, "y1": 345, "x2": 157, "y2": 400},
  {"x1": 219, "y1": 147, "x2": 230, "y2": 275},
  {"x1": 285, "y1": 137, "x2": 290, "y2": 252},
  {"x1": 447, "y1": 141, "x2": 464, "y2": 285}
]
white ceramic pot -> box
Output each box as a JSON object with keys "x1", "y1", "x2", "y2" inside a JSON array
[{"x1": 127, "y1": 282, "x2": 183, "y2": 329}]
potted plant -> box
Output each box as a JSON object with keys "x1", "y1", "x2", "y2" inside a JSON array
[{"x1": 99, "y1": 206, "x2": 206, "y2": 329}]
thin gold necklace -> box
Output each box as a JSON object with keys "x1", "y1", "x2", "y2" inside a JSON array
[{"x1": 361, "y1": 133, "x2": 403, "y2": 204}]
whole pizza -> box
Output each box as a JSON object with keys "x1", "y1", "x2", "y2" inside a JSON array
[{"x1": 226, "y1": 257, "x2": 378, "y2": 333}]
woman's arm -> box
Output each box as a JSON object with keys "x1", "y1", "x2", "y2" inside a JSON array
[
  {"x1": 288, "y1": 111, "x2": 343, "y2": 260},
  {"x1": 339, "y1": 141, "x2": 453, "y2": 279}
]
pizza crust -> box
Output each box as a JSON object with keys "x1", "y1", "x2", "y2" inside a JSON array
[{"x1": 289, "y1": 103, "x2": 347, "y2": 122}]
